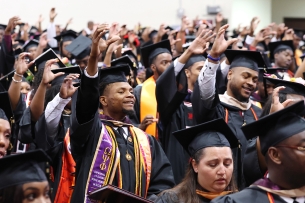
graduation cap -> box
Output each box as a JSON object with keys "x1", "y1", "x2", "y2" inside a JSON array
[
  {"x1": 0, "y1": 70, "x2": 34, "y2": 91},
  {"x1": 0, "y1": 92, "x2": 14, "y2": 125},
  {"x1": 54, "y1": 29, "x2": 78, "y2": 42},
  {"x1": 50, "y1": 65, "x2": 82, "y2": 86},
  {"x1": 22, "y1": 39, "x2": 39, "y2": 52},
  {"x1": 258, "y1": 67, "x2": 285, "y2": 82},
  {"x1": 294, "y1": 29, "x2": 304, "y2": 39},
  {"x1": 149, "y1": 30, "x2": 158, "y2": 39},
  {"x1": 65, "y1": 35, "x2": 92, "y2": 60},
  {"x1": 122, "y1": 50, "x2": 138, "y2": 63},
  {"x1": 30, "y1": 48, "x2": 65, "y2": 74},
  {"x1": 268, "y1": 40, "x2": 294, "y2": 61},
  {"x1": 0, "y1": 24, "x2": 7, "y2": 30},
  {"x1": 111, "y1": 55, "x2": 136, "y2": 70},
  {"x1": 224, "y1": 50, "x2": 267, "y2": 71},
  {"x1": 140, "y1": 39, "x2": 172, "y2": 68},
  {"x1": 173, "y1": 118, "x2": 239, "y2": 157},
  {"x1": 0, "y1": 149, "x2": 51, "y2": 190},
  {"x1": 264, "y1": 76, "x2": 305, "y2": 97},
  {"x1": 14, "y1": 39, "x2": 25, "y2": 46},
  {"x1": 99, "y1": 65, "x2": 130, "y2": 83},
  {"x1": 185, "y1": 35, "x2": 196, "y2": 43},
  {"x1": 88, "y1": 185, "x2": 152, "y2": 203},
  {"x1": 29, "y1": 26, "x2": 39, "y2": 34},
  {"x1": 14, "y1": 48, "x2": 23, "y2": 58},
  {"x1": 184, "y1": 54, "x2": 206, "y2": 69},
  {"x1": 241, "y1": 101, "x2": 305, "y2": 155}
]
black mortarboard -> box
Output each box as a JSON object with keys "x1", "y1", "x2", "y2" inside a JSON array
[
  {"x1": 149, "y1": 30, "x2": 158, "y2": 39},
  {"x1": 268, "y1": 40, "x2": 294, "y2": 61},
  {"x1": 0, "y1": 92, "x2": 13, "y2": 124},
  {"x1": 0, "y1": 24, "x2": 7, "y2": 30},
  {"x1": 0, "y1": 70, "x2": 33, "y2": 91},
  {"x1": 99, "y1": 65, "x2": 131, "y2": 87},
  {"x1": 22, "y1": 39, "x2": 39, "y2": 52},
  {"x1": 122, "y1": 50, "x2": 138, "y2": 63},
  {"x1": 65, "y1": 35, "x2": 92, "y2": 60},
  {"x1": 30, "y1": 48, "x2": 65, "y2": 74},
  {"x1": 264, "y1": 76, "x2": 305, "y2": 97},
  {"x1": 32, "y1": 33, "x2": 41, "y2": 41},
  {"x1": 50, "y1": 65, "x2": 82, "y2": 87},
  {"x1": 140, "y1": 39, "x2": 172, "y2": 68},
  {"x1": 225, "y1": 50, "x2": 267, "y2": 71},
  {"x1": 15, "y1": 39, "x2": 25, "y2": 46},
  {"x1": 294, "y1": 29, "x2": 304, "y2": 39},
  {"x1": 29, "y1": 26, "x2": 39, "y2": 34},
  {"x1": 14, "y1": 48, "x2": 23, "y2": 58},
  {"x1": 185, "y1": 35, "x2": 196, "y2": 43},
  {"x1": 258, "y1": 68, "x2": 285, "y2": 82},
  {"x1": 184, "y1": 54, "x2": 206, "y2": 69},
  {"x1": 165, "y1": 26, "x2": 174, "y2": 31},
  {"x1": 111, "y1": 55, "x2": 136, "y2": 70},
  {"x1": 241, "y1": 101, "x2": 305, "y2": 155},
  {"x1": 54, "y1": 29, "x2": 77, "y2": 42},
  {"x1": 173, "y1": 118, "x2": 239, "y2": 157},
  {"x1": 0, "y1": 149, "x2": 51, "y2": 189}
]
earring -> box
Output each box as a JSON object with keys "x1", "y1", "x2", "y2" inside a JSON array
[{"x1": 7, "y1": 143, "x2": 13, "y2": 151}]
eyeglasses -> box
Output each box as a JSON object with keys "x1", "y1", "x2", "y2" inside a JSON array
[{"x1": 276, "y1": 145, "x2": 305, "y2": 151}]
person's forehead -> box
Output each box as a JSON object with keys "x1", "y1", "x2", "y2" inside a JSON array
[
  {"x1": 0, "y1": 119, "x2": 10, "y2": 129},
  {"x1": 156, "y1": 53, "x2": 172, "y2": 61},
  {"x1": 232, "y1": 67, "x2": 259, "y2": 75},
  {"x1": 283, "y1": 131, "x2": 305, "y2": 145}
]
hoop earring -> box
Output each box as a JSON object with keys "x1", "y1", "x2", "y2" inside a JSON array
[{"x1": 8, "y1": 143, "x2": 13, "y2": 151}]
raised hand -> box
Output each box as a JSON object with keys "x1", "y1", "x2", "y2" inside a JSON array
[
  {"x1": 15, "y1": 53, "x2": 34, "y2": 75},
  {"x1": 180, "y1": 16, "x2": 188, "y2": 32},
  {"x1": 210, "y1": 24, "x2": 238, "y2": 58},
  {"x1": 91, "y1": 23, "x2": 110, "y2": 57},
  {"x1": 187, "y1": 30, "x2": 215, "y2": 55},
  {"x1": 168, "y1": 30, "x2": 181, "y2": 46},
  {"x1": 158, "y1": 24, "x2": 169, "y2": 38},
  {"x1": 50, "y1": 8, "x2": 57, "y2": 23},
  {"x1": 283, "y1": 28, "x2": 294, "y2": 40},
  {"x1": 138, "y1": 115, "x2": 158, "y2": 131},
  {"x1": 38, "y1": 15, "x2": 44, "y2": 23},
  {"x1": 5, "y1": 16, "x2": 21, "y2": 35},
  {"x1": 59, "y1": 74, "x2": 79, "y2": 99},
  {"x1": 41, "y1": 59, "x2": 64, "y2": 85},
  {"x1": 269, "y1": 86, "x2": 294, "y2": 114},
  {"x1": 250, "y1": 17, "x2": 260, "y2": 36},
  {"x1": 38, "y1": 33, "x2": 49, "y2": 49},
  {"x1": 67, "y1": 18, "x2": 73, "y2": 25}
]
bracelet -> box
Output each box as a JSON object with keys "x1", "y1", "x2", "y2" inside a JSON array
[
  {"x1": 207, "y1": 54, "x2": 220, "y2": 62},
  {"x1": 12, "y1": 76, "x2": 22, "y2": 83},
  {"x1": 14, "y1": 72, "x2": 23, "y2": 77}
]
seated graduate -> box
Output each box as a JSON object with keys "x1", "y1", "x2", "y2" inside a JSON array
[
  {"x1": 212, "y1": 101, "x2": 305, "y2": 203},
  {"x1": 243, "y1": 77, "x2": 305, "y2": 186},
  {"x1": 0, "y1": 149, "x2": 52, "y2": 203},
  {"x1": 155, "y1": 118, "x2": 239, "y2": 203},
  {"x1": 268, "y1": 40, "x2": 295, "y2": 79},
  {"x1": 69, "y1": 24, "x2": 175, "y2": 203},
  {"x1": 156, "y1": 29, "x2": 214, "y2": 184}
]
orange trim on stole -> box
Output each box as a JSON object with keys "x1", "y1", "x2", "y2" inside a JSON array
[
  {"x1": 54, "y1": 129, "x2": 76, "y2": 203},
  {"x1": 140, "y1": 76, "x2": 158, "y2": 138}
]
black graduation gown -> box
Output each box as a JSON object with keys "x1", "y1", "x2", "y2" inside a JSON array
[
  {"x1": 192, "y1": 81, "x2": 261, "y2": 189},
  {"x1": 156, "y1": 63, "x2": 192, "y2": 184},
  {"x1": 0, "y1": 37, "x2": 15, "y2": 76},
  {"x1": 133, "y1": 84, "x2": 142, "y2": 124},
  {"x1": 211, "y1": 186, "x2": 287, "y2": 203},
  {"x1": 69, "y1": 73, "x2": 175, "y2": 202},
  {"x1": 155, "y1": 191, "x2": 211, "y2": 203}
]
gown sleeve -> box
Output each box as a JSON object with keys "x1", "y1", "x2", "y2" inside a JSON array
[
  {"x1": 156, "y1": 63, "x2": 188, "y2": 126},
  {"x1": 18, "y1": 107, "x2": 36, "y2": 144},
  {"x1": 154, "y1": 191, "x2": 180, "y2": 203},
  {"x1": 0, "y1": 35, "x2": 15, "y2": 76},
  {"x1": 133, "y1": 85, "x2": 142, "y2": 124},
  {"x1": 147, "y1": 135, "x2": 175, "y2": 197}
]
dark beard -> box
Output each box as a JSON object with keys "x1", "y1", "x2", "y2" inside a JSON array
[
  {"x1": 229, "y1": 83, "x2": 249, "y2": 102},
  {"x1": 122, "y1": 109, "x2": 136, "y2": 117}
]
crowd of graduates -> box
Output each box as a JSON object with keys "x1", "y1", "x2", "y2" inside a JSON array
[{"x1": 1, "y1": 7, "x2": 305, "y2": 203}]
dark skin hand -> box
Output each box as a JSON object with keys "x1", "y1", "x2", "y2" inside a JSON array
[
  {"x1": 59, "y1": 74, "x2": 79, "y2": 99},
  {"x1": 138, "y1": 115, "x2": 158, "y2": 131},
  {"x1": 5, "y1": 16, "x2": 21, "y2": 35}
]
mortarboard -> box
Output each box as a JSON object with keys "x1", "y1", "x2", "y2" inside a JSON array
[
  {"x1": 65, "y1": 35, "x2": 92, "y2": 60},
  {"x1": 111, "y1": 55, "x2": 136, "y2": 71},
  {"x1": 241, "y1": 101, "x2": 305, "y2": 155},
  {"x1": 30, "y1": 48, "x2": 65, "y2": 74},
  {"x1": 0, "y1": 24, "x2": 7, "y2": 30},
  {"x1": 264, "y1": 76, "x2": 305, "y2": 97},
  {"x1": 294, "y1": 29, "x2": 304, "y2": 39},
  {"x1": 50, "y1": 65, "x2": 82, "y2": 87},
  {"x1": 54, "y1": 29, "x2": 78, "y2": 42},
  {"x1": 88, "y1": 185, "x2": 153, "y2": 203},
  {"x1": 0, "y1": 70, "x2": 33, "y2": 91},
  {"x1": 140, "y1": 39, "x2": 172, "y2": 68},
  {"x1": 29, "y1": 26, "x2": 39, "y2": 34},
  {"x1": 0, "y1": 149, "x2": 51, "y2": 189},
  {"x1": 14, "y1": 48, "x2": 23, "y2": 58},
  {"x1": 14, "y1": 39, "x2": 25, "y2": 46},
  {"x1": 122, "y1": 50, "x2": 138, "y2": 63},
  {"x1": 225, "y1": 50, "x2": 267, "y2": 71},
  {"x1": 268, "y1": 40, "x2": 294, "y2": 61},
  {"x1": 0, "y1": 92, "x2": 13, "y2": 124},
  {"x1": 173, "y1": 118, "x2": 239, "y2": 157},
  {"x1": 184, "y1": 54, "x2": 206, "y2": 69},
  {"x1": 99, "y1": 65, "x2": 131, "y2": 89},
  {"x1": 258, "y1": 67, "x2": 285, "y2": 82},
  {"x1": 149, "y1": 30, "x2": 158, "y2": 39},
  {"x1": 22, "y1": 39, "x2": 39, "y2": 52},
  {"x1": 165, "y1": 26, "x2": 174, "y2": 31}
]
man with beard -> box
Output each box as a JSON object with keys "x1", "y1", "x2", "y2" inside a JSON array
[
  {"x1": 133, "y1": 39, "x2": 172, "y2": 138},
  {"x1": 268, "y1": 40, "x2": 294, "y2": 79},
  {"x1": 192, "y1": 24, "x2": 265, "y2": 189},
  {"x1": 69, "y1": 24, "x2": 175, "y2": 202}
]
